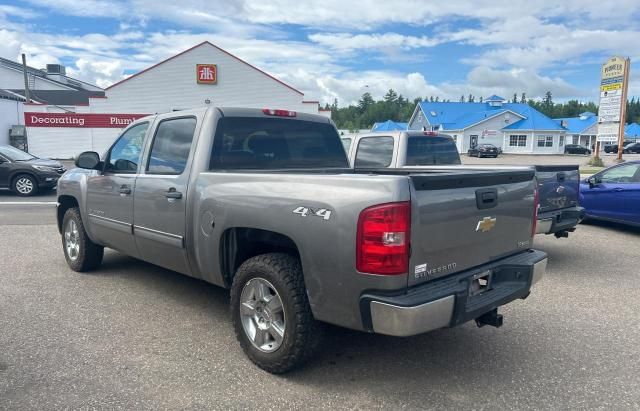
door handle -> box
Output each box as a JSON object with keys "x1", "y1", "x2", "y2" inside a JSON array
[
  {"x1": 119, "y1": 185, "x2": 131, "y2": 195},
  {"x1": 165, "y1": 188, "x2": 183, "y2": 199},
  {"x1": 613, "y1": 187, "x2": 625, "y2": 192}
]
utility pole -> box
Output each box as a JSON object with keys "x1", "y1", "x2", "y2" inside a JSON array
[{"x1": 21, "y1": 53, "x2": 30, "y2": 103}]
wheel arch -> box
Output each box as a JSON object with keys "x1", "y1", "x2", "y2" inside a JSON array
[
  {"x1": 10, "y1": 171, "x2": 38, "y2": 187},
  {"x1": 218, "y1": 227, "x2": 301, "y2": 289},
  {"x1": 57, "y1": 195, "x2": 79, "y2": 233}
]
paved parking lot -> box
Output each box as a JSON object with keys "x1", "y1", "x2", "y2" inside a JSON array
[
  {"x1": 462, "y1": 152, "x2": 640, "y2": 167},
  {"x1": 0, "y1": 199, "x2": 639, "y2": 409}
]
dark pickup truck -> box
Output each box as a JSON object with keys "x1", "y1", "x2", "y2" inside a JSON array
[{"x1": 344, "y1": 131, "x2": 585, "y2": 238}]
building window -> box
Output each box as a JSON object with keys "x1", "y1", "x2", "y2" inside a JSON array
[
  {"x1": 509, "y1": 135, "x2": 527, "y2": 147},
  {"x1": 559, "y1": 135, "x2": 564, "y2": 147},
  {"x1": 452, "y1": 135, "x2": 457, "y2": 143},
  {"x1": 537, "y1": 135, "x2": 553, "y2": 147}
]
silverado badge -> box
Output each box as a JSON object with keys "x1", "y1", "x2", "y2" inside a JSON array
[{"x1": 476, "y1": 216, "x2": 497, "y2": 232}]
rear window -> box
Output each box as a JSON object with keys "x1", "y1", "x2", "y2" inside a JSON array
[
  {"x1": 210, "y1": 117, "x2": 348, "y2": 169},
  {"x1": 354, "y1": 137, "x2": 394, "y2": 168},
  {"x1": 405, "y1": 136, "x2": 461, "y2": 165}
]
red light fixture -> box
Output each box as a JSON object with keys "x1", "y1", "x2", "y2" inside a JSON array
[
  {"x1": 262, "y1": 108, "x2": 297, "y2": 117},
  {"x1": 356, "y1": 202, "x2": 411, "y2": 275}
]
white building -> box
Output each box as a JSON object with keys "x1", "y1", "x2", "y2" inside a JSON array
[
  {"x1": 17, "y1": 42, "x2": 329, "y2": 158},
  {"x1": 553, "y1": 112, "x2": 598, "y2": 148},
  {"x1": 408, "y1": 95, "x2": 567, "y2": 154},
  {"x1": 0, "y1": 57, "x2": 104, "y2": 148}
]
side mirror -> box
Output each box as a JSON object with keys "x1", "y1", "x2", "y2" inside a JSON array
[
  {"x1": 76, "y1": 151, "x2": 101, "y2": 170},
  {"x1": 587, "y1": 176, "x2": 599, "y2": 188}
]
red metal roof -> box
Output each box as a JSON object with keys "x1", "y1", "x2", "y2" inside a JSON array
[{"x1": 106, "y1": 41, "x2": 304, "y2": 95}]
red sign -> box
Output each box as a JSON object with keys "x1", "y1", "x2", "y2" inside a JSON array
[
  {"x1": 196, "y1": 64, "x2": 217, "y2": 84},
  {"x1": 25, "y1": 113, "x2": 148, "y2": 128}
]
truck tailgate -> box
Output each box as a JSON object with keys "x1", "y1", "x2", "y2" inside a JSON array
[
  {"x1": 535, "y1": 165, "x2": 580, "y2": 213},
  {"x1": 408, "y1": 169, "x2": 536, "y2": 287}
]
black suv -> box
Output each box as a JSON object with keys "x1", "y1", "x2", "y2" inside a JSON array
[
  {"x1": 0, "y1": 145, "x2": 66, "y2": 196},
  {"x1": 564, "y1": 144, "x2": 591, "y2": 155},
  {"x1": 604, "y1": 141, "x2": 633, "y2": 153},
  {"x1": 623, "y1": 142, "x2": 640, "y2": 154}
]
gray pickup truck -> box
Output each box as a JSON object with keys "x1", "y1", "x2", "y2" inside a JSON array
[
  {"x1": 345, "y1": 130, "x2": 585, "y2": 238},
  {"x1": 57, "y1": 107, "x2": 547, "y2": 373}
]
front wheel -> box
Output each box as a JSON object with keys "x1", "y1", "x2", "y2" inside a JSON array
[
  {"x1": 62, "y1": 207, "x2": 104, "y2": 272},
  {"x1": 230, "y1": 253, "x2": 322, "y2": 374},
  {"x1": 12, "y1": 174, "x2": 38, "y2": 196}
]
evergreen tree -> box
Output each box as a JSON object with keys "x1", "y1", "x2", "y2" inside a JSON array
[
  {"x1": 513, "y1": 93, "x2": 518, "y2": 103},
  {"x1": 383, "y1": 89, "x2": 398, "y2": 103},
  {"x1": 357, "y1": 92, "x2": 374, "y2": 114},
  {"x1": 460, "y1": 95, "x2": 465, "y2": 102},
  {"x1": 479, "y1": 96, "x2": 483, "y2": 103},
  {"x1": 520, "y1": 92, "x2": 526, "y2": 104}
]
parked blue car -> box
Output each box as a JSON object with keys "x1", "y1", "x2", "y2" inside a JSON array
[{"x1": 580, "y1": 161, "x2": 640, "y2": 226}]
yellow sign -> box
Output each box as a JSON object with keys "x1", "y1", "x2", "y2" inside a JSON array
[
  {"x1": 601, "y1": 83, "x2": 622, "y2": 92},
  {"x1": 601, "y1": 56, "x2": 626, "y2": 80}
]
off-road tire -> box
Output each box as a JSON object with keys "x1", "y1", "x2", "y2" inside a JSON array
[
  {"x1": 230, "y1": 253, "x2": 322, "y2": 374},
  {"x1": 62, "y1": 207, "x2": 104, "y2": 272}
]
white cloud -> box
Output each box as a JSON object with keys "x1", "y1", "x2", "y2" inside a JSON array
[
  {"x1": 308, "y1": 32, "x2": 440, "y2": 52},
  {"x1": 5, "y1": 0, "x2": 640, "y2": 107},
  {"x1": 442, "y1": 66, "x2": 584, "y2": 100},
  {"x1": 66, "y1": 59, "x2": 125, "y2": 88},
  {"x1": 25, "y1": 0, "x2": 127, "y2": 18}
]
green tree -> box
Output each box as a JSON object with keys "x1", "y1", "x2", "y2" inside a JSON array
[
  {"x1": 357, "y1": 92, "x2": 374, "y2": 114},
  {"x1": 383, "y1": 89, "x2": 398, "y2": 103}
]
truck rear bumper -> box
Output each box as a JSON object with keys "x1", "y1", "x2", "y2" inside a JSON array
[
  {"x1": 361, "y1": 250, "x2": 547, "y2": 337},
  {"x1": 536, "y1": 206, "x2": 585, "y2": 235}
]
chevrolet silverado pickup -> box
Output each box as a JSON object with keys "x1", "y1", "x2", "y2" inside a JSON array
[
  {"x1": 56, "y1": 107, "x2": 547, "y2": 373},
  {"x1": 345, "y1": 130, "x2": 584, "y2": 238}
]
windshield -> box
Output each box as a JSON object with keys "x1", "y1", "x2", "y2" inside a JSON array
[
  {"x1": 405, "y1": 136, "x2": 461, "y2": 165},
  {"x1": 0, "y1": 146, "x2": 37, "y2": 161},
  {"x1": 210, "y1": 117, "x2": 349, "y2": 170}
]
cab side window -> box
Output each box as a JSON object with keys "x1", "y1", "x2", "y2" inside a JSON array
[
  {"x1": 147, "y1": 117, "x2": 197, "y2": 175},
  {"x1": 600, "y1": 164, "x2": 640, "y2": 183},
  {"x1": 105, "y1": 123, "x2": 149, "y2": 173},
  {"x1": 354, "y1": 137, "x2": 394, "y2": 167}
]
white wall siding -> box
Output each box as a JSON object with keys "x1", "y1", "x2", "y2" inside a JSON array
[{"x1": 94, "y1": 43, "x2": 310, "y2": 114}]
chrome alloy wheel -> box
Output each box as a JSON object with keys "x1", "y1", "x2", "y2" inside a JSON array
[
  {"x1": 239, "y1": 278, "x2": 286, "y2": 353},
  {"x1": 64, "y1": 220, "x2": 80, "y2": 261},
  {"x1": 15, "y1": 177, "x2": 34, "y2": 194}
]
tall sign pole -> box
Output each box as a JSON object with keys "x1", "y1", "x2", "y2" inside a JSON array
[
  {"x1": 596, "y1": 56, "x2": 630, "y2": 162},
  {"x1": 616, "y1": 58, "x2": 631, "y2": 161}
]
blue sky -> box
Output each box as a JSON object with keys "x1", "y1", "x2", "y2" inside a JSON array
[{"x1": 1, "y1": 0, "x2": 639, "y2": 106}]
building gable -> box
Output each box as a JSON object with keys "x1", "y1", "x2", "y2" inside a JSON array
[{"x1": 98, "y1": 41, "x2": 309, "y2": 113}]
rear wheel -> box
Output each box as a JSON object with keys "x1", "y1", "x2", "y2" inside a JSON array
[
  {"x1": 12, "y1": 174, "x2": 38, "y2": 196},
  {"x1": 230, "y1": 253, "x2": 322, "y2": 374},
  {"x1": 62, "y1": 207, "x2": 104, "y2": 272}
]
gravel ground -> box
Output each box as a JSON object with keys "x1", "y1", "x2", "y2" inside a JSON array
[{"x1": 0, "y1": 209, "x2": 639, "y2": 409}]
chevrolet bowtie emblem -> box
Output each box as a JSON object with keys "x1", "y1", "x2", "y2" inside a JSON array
[{"x1": 476, "y1": 217, "x2": 497, "y2": 232}]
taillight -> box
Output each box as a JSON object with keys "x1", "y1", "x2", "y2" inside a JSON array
[
  {"x1": 262, "y1": 108, "x2": 296, "y2": 117},
  {"x1": 356, "y1": 202, "x2": 410, "y2": 275},
  {"x1": 531, "y1": 189, "x2": 539, "y2": 237}
]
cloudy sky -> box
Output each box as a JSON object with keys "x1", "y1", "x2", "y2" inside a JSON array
[{"x1": 1, "y1": 0, "x2": 639, "y2": 106}]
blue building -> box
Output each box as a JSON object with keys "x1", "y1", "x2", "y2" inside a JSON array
[
  {"x1": 625, "y1": 123, "x2": 640, "y2": 141},
  {"x1": 371, "y1": 120, "x2": 408, "y2": 132},
  {"x1": 553, "y1": 112, "x2": 598, "y2": 148},
  {"x1": 408, "y1": 95, "x2": 567, "y2": 154}
]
